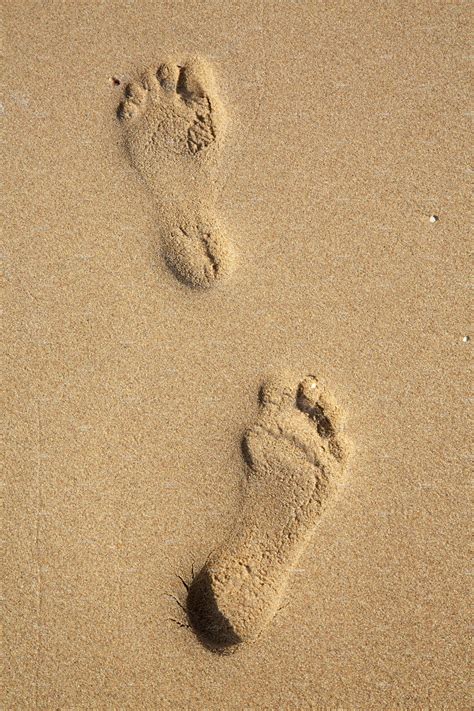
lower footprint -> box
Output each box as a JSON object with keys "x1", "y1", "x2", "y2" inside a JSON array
[
  {"x1": 118, "y1": 57, "x2": 232, "y2": 288},
  {"x1": 187, "y1": 372, "x2": 349, "y2": 652}
]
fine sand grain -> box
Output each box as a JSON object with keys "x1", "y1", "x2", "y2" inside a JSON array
[{"x1": 4, "y1": 1, "x2": 471, "y2": 709}]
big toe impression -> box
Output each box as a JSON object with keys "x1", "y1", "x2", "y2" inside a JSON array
[{"x1": 177, "y1": 57, "x2": 213, "y2": 103}]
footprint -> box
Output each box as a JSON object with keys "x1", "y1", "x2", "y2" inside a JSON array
[
  {"x1": 118, "y1": 57, "x2": 232, "y2": 288},
  {"x1": 187, "y1": 372, "x2": 349, "y2": 652}
]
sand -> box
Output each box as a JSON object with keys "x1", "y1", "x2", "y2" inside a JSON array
[{"x1": 3, "y1": 1, "x2": 471, "y2": 708}]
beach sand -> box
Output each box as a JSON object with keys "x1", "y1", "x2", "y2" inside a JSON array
[{"x1": 4, "y1": 1, "x2": 470, "y2": 708}]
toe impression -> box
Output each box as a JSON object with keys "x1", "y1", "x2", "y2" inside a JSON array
[{"x1": 157, "y1": 62, "x2": 180, "y2": 92}]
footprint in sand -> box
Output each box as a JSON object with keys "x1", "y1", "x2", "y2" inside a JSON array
[
  {"x1": 187, "y1": 372, "x2": 349, "y2": 652},
  {"x1": 118, "y1": 57, "x2": 232, "y2": 288}
]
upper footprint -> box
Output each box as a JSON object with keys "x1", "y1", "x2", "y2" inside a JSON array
[{"x1": 117, "y1": 57, "x2": 232, "y2": 289}]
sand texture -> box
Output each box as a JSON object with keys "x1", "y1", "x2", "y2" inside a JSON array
[{"x1": 3, "y1": 1, "x2": 471, "y2": 709}]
